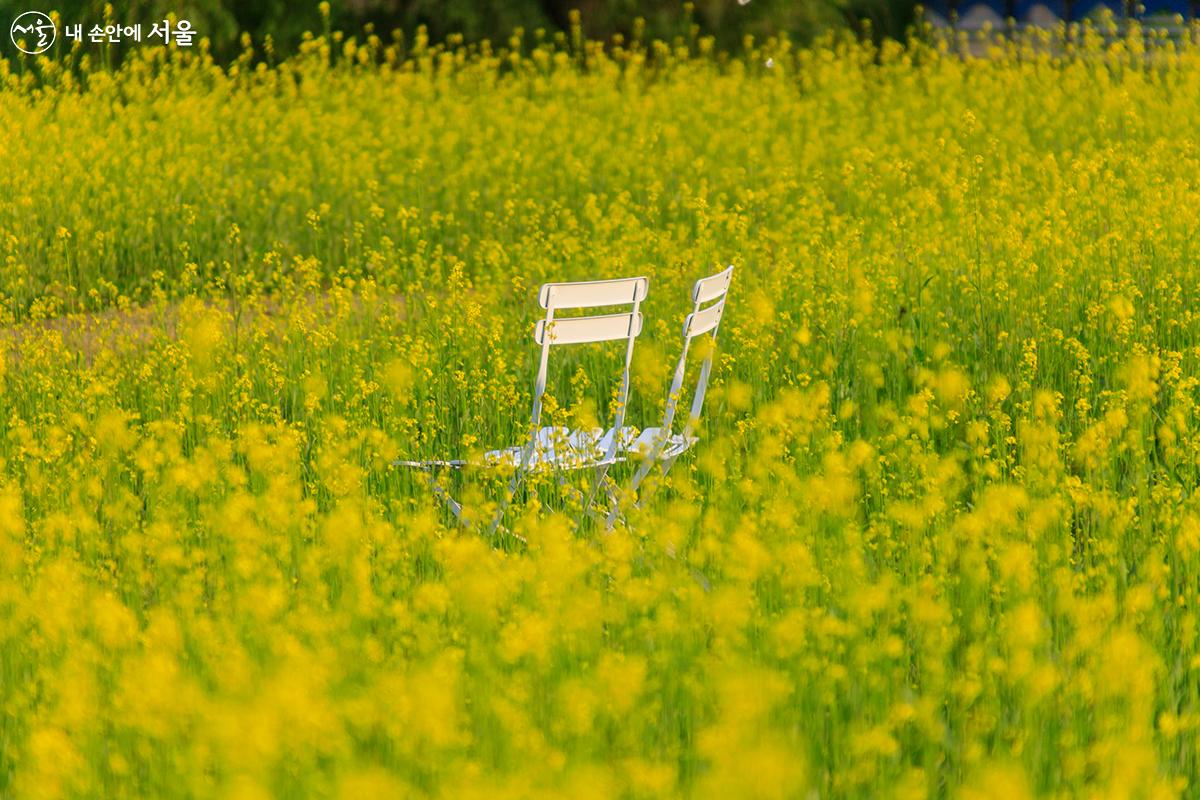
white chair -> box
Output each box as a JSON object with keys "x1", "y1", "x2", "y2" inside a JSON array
[
  {"x1": 605, "y1": 265, "x2": 733, "y2": 528},
  {"x1": 394, "y1": 275, "x2": 649, "y2": 535}
]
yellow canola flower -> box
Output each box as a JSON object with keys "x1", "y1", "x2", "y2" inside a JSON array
[{"x1": 0, "y1": 20, "x2": 1196, "y2": 800}]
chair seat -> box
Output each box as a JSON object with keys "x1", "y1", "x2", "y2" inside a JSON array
[
  {"x1": 395, "y1": 427, "x2": 600, "y2": 471},
  {"x1": 393, "y1": 457, "x2": 470, "y2": 470},
  {"x1": 484, "y1": 426, "x2": 606, "y2": 469},
  {"x1": 395, "y1": 425, "x2": 696, "y2": 472},
  {"x1": 486, "y1": 425, "x2": 697, "y2": 467},
  {"x1": 610, "y1": 426, "x2": 696, "y2": 460}
]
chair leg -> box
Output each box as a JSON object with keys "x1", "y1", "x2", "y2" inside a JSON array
[
  {"x1": 634, "y1": 456, "x2": 678, "y2": 510},
  {"x1": 581, "y1": 461, "x2": 615, "y2": 522},
  {"x1": 606, "y1": 455, "x2": 655, "y2": 529},
  {"x1": 603, "y1": 480, "x2": 624, "y2": 531},
  {"x1": 627, "y1": 456, "x2": 657, "y2": 503},
  {"x1": 487, "y1": 469, "x2": 526, "y2": 537},
  {"x1": 557, "y1": 468, "x2": 589, "y2": 513},
  {"x1": 576, "y1": 470, "x2": 615, "y2": 526},
  {"x1": 607, "y1": 451, "x2": 679, "y2": 528},
  {"x1": 426, "y1": 472, "x2": 468, "y2": 526},
  {"x1": 431, "y1": 482, "x2": 466, "y2": 524}
]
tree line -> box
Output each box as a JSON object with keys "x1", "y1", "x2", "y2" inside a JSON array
[{"x1": 8, "y1": 0, "x2": 915, "y2": 63}]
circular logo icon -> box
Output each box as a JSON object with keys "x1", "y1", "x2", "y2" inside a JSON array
[{"x1": 10, "y1": 11, "x2": 55, "y2": 55}]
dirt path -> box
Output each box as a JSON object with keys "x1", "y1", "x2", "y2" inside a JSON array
[{"x1": 0, "y1": 293, "x2": 407, "y2": 364}]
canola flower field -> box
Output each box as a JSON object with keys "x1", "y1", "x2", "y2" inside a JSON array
[{"x1": 3, "y1": 16, "x2": 1200, "y2": 798}]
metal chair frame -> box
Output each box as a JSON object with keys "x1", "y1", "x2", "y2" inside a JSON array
[
  {"x1": 394, "y1": 275, "x2": 649, "y2": 535},
  {"x1": 604, "y1": 265, "x2": 734, "y2": 528}
]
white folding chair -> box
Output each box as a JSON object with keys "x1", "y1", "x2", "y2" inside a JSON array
[
  {"x1": 605, "y1": 265, "x2": 734, "y2": 528},
  {"x1": 394, "y1": 275, "x2": 649, "y2": 535}
]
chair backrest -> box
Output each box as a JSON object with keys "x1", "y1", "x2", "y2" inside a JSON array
[
  {"x1": 524, "y1": 276, "x2": 649, "y2": 465},
  {"x1": 659, "y1": 265, "x2": 734, "y2": 442}
]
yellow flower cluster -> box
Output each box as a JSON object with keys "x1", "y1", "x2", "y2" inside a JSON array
[{"x1": 1, "y1": 17, "x2": 1199, "y2": 798}]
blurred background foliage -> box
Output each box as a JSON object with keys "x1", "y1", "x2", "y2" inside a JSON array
[{"x1": 1, "y1": 0, "x2": 917, "y2": 63}]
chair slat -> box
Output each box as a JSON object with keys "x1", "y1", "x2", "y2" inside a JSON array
[
  {"x1": 540, "y1": 276, "x2": 648, "y2": 310},
  {"x1": 684, "y1": 298, "x2": 725, "y2": 337},
  {"x1": 693, "y1": 265, "x2": 734, "y2": 304},
  {"x1": 535, "y1": 311, "x2": 643, "y2": 346}
]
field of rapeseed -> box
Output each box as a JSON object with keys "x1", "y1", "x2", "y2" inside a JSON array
[{"x1": 3, "y1": 13, "x2": 1200, "y2": 797}]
